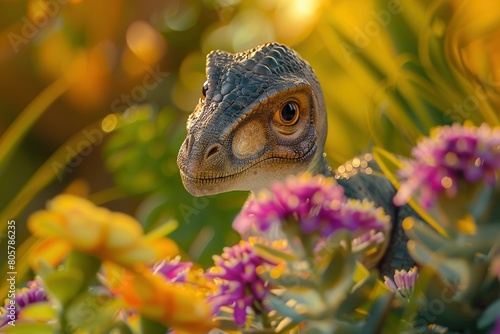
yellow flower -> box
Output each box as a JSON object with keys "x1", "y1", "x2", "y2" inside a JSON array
[
  {"x1": 28, "y1": 194, "x2": 178, "y2": 270},
  {"x1": 110, "y1": 269, "x2": 216, "y2": 333}
]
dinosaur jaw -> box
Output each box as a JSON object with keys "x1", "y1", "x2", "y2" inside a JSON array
[{"x1": 179, "y1": 144, "x2": 318, "y2": 196}]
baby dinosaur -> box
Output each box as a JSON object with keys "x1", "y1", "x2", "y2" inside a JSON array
[{"x1": 177, "y1": 42, "x2": 414, "y2": 276}]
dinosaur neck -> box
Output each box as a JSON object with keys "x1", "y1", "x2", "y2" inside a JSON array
[{"x1": 308, "y1": 150, "x2": 333, "y2": 177}]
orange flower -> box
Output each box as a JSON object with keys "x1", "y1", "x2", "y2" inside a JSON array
[
  {"x1": 110, "y1": 268, "x2": 216, "y2": 333},
  {"x1": 28, "y1": 194, "x2": 178, "y2": 270}
]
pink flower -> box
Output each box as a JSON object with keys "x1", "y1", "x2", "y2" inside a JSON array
[
  {"x1": 233, "y1": 174, "x2": 390, "y2": 239},
  {"x1": 394, "y1": 123, "x2": 500, "y2": 208},
  {"x1": 206, "y1": 240, "x2": 274, "y2": 326},
  {"x1": 384, "y1": 267, "x2": 418, "y2": 299}
]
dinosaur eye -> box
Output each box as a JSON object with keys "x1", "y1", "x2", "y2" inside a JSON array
[
  {"x1": 201, "y1": 80, "x2": 209, "y2": 98},
  {"x1": 274, "y1": 102, "x2": 300, "y2": 126}
]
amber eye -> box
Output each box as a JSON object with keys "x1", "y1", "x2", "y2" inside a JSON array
[
  {"x1": 201, "y1": 80, "x2": 209, "y2": 99},
  {"x1": 274, "y1": 102, "x2": 300, "y2": 126}
]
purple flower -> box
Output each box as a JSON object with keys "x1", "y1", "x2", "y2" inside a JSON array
[
  {"x1": 491, "y1": 316, "x2": 500, "y2": 334},
  {"x1": 394, "y1": 123, "x2": 500, "y2": 208},
  {"x1": 233, "y1": 174, "x2": 344, "y2": 236},
  {"x1": 153, "y1": 257, "x2": 193, "y2": 283},
  {"x1": 206, "y1": 240, "x2": 274, "y2": 326},
  {"x1": 233, "y1": 173, "x2": 390, "y2": 239},
  {"x1": 339, "y1": 199, "x2": 391, "y2": 235},
  {"x1": 384, "y1": 267, "x2": 418, "y2": 299},
  {"x1": 0, "y1": 278, "x2": 48, "y2": 328},
  {"x1": 351, "y1": 230, "x2": 385, "y2": 253}
]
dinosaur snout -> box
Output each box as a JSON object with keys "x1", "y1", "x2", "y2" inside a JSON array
[
  {"x1": 177, "y1": 133, "x2": 231, "y2": 196},
  {"x1": 177, "y1": 135, "x2": 222, "y2": 170}
]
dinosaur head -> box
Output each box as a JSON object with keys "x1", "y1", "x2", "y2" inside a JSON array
[{"x1": 177, "y1": 43, "x2": 328, "y2": 196}]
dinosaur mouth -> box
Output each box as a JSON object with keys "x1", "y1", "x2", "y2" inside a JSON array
[{"x1": 179, "y1": 142, "x2": 317, "y2": 195}]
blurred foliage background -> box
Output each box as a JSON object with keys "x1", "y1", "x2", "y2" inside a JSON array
[{"x1": 1, "y1": 0, "x2": 499, "y2": 269}]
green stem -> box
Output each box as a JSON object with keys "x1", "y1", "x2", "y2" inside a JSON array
[
  {"x1": 88, "y1": 186, "x2": 129, "y2": 206},
  {"x1": 65, "y1": 250, "x2": 102, "y2": 291},
  {"x1": 60, "y1": 251, "x2": 102, "y2": 334},
  {"x1": 252, "y1": 299, "x2": 272, "y2": 329},
  {"x1": 0, "y1": 76, "x2": 69, "y2": 173}
]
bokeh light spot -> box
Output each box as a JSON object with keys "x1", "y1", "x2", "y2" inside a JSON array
[
  {"x1": 101, "y1": 114, "x2": 118, "y2": 133},
  {"x1": 126, "y1": 21, "x2": 166, "y2": 65},
  {"x1": 159, "y1": 0, "x2": 200, "y2": 32},
  {"x1": 441, "y1": 176, "x2": 453, "y2": 189}
]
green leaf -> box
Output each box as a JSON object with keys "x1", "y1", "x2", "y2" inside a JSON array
[
  {"x1": 260, "y1": 271, "x2": 318, "y2": 290},
  {"x1": 407, "y1": 239, "x2": 470, "y2": 285},
  {"x1": 477, "y1": 298, "x2": 500, "y2": 330},
  {"x1": 65, "y1": 251, "x2": 102, "y2": 291},
  {"x1": 338, "y1": 272, "x2": 380, "y2": 316},
  {"x1": 440, "y1": 225, "x2": 500, "y2": 257},
  {"x1": 316, "y1": 229, "x2": 350, "y2": 259},
  {"x1": 321, "y1": 244, "x2": 351, "y2": 290},
  {"x1": 360, "y1": 292, "x2": 394, "y2": 334},
  {"x1": 276, "y1": 288, "x2": 325, "y2": 311},
  {"x1": 65, "y1": 289, "x2": 123, "y2": 331},
  {"x1": 0, "y1": 323, "x2": 54, "y2": 334},
  {"x1": 267, "y1": 295, "x2": 309, "y2": 323},
  {"x1": 44, "y1": 268, "x2": 85, "y2": 306},
  {"x1": 403, "y1": 217, "x2": 448, "y2": 253},
  {"x1": 269, "y1": 288, "x2": 327, "y2": 322},
  {"x1": 275, "y1": 317, "x2": 301, "y2": 334},
  {"x1": 406, "y1": 217, "x2": 500, "y2": 259},
  {"x1": 469, "y1": 184, "x2": 496, "y2": 223},
  {"x1": 414, "y1": 267, "x2": 480, "y2": 331},
  {"x1": 17, "y1": 302, "x2": 56, "y2": 323},
  {"x1": 253, "y1": 242, "x2": 299, "y2": 263}
]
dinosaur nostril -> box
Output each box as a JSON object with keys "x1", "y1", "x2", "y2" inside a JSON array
[{"x1": 206, "y1": 144, "x2": 220, "y2": 159}]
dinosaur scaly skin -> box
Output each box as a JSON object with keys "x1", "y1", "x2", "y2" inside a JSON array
[{"x1": 177, "y1": 42, "x2": 414, "y2": 275}]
